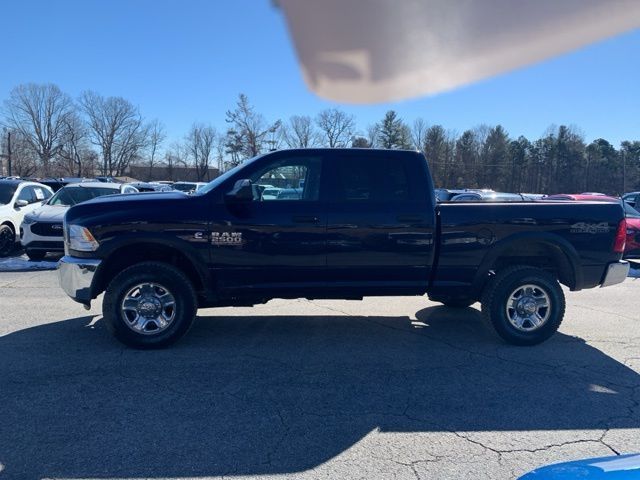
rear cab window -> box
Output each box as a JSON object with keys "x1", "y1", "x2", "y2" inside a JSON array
[{"x1": 327, "y1": 153, "x2": 426, "y2": 205}]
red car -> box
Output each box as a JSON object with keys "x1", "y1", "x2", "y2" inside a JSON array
[
  {"x1": 545, "y1": 194, "x2": 620, "y2": 202},
  {"x1": 545, "y1": 194, "x2": 640, "y2": 259},
  {"x1": 623, "y1": 202, "x2": 640, "y2": 259}
]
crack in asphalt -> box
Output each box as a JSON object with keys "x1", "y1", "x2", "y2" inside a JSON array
[{"x1": 450, "y1": 430, "x2": 620, "y2": 457}]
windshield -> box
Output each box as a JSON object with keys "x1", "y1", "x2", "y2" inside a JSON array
[
  {"x1": 48, "y1": 186, "x2": 119, "y2": 206},
  {"x1": 195, "y1": 154, "x2": 266, "y2": 196},
  {"x1": 624, "y1": 202, "x2": 640, "y2": 218},
  {"x1": 172, "y1": 183, "x2": 195, "y2": 192},
  {"x1": 0, "y1": 184, "x2": 18, "y2": 205}
]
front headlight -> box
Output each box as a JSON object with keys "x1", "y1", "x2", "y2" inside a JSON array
[
  {"x1": 22, "y1": 215, "x2": 37, "y2": 225},
  {"x1": 68, "y1": 225, "x2": 99, "y2": 252}
]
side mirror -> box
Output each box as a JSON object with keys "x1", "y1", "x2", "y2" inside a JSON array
[
  {"x1": 226, "y1": 179, "x2": 254, "y2": 202},
  {"x1": 15, "y1": 199, "x2": 28, "y2": 208}
]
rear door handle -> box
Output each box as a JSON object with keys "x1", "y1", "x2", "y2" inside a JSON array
[
  {"x1": 293, "y1": 215, "x2": 320, "y2": 223},
  {"x1": 397, "y1": 215, "x2": 424, "y2": 223}
]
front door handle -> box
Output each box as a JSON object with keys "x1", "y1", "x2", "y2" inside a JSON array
[
  {"x1": 293, "y1": 215, "x2": 320, "y2": 223},
  {"x1": 397, "y1": 215, "x2": 424, "y2": 223}
]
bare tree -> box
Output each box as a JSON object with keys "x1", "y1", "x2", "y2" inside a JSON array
[
  {"x1": 162, "y1": 142, "x2": 185, "y2": 182},
  {"x1": 282, "y1": 115, "x2": 318, "y2": 148},
  {"x1": 315, "y1": 109, "x2": 355, "y2": 148},
  {"x1": 146, "y1": 119, "x2": 166, "y2": 180},
  {"x1": 224, "y1": 129, "x2": 244, "y2": 169},
  {"x1": 0, "y1": 130, "x2": 37, "y2": 177},
  {"x1": 2, "y1": 83, "x2": 74, "y2": 176},
  {"x1": 185, "y1": 123, "x2": 217, "y2": 181},
  {"x1": 79, "y1": 91, "x2": 149, "y2": 176},
  {"x1": 366, "y1": 124, "x2": 380, "y2": 148},
  {"x1": 57, "y1": 112, "x2": 93, "y2": 177},
  {"x1": 411, "y1": 118, "x2": 428, "y2": 151},
  {"x1": 215, "y1": 139, "x2": 226, "y2": 174},
  {"x1": 225, "y1": 94, "x2": 281, "y2": 158}
]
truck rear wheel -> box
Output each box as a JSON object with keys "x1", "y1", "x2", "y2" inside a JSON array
[
  {"x1": 103, "y1": 261, "x2": 197, "y2": 348},
  {"x1": 481, "y1": 266, "x2": 565, "y2": 346}
]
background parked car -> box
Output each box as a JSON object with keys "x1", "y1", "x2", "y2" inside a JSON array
[
  {"x1": 545, "y1": 194, "x2": 640, "y2": 260},
  {"x1": 172, "y1": 181, "x2": 207, "y2": 194},
  {"x1": 520, "y1": 193, "x2": 547, "y2": 200},
  {"x1": 36, "y1": 177, "x2": 96, "y2": 192},
  {"x1": 623, "y1": 201, "x2": 640, "y2": 259},
  {"x1": 260, "y1": 187, "x2": 282, "y2": 200},
  {"x1": 451, "y1": 191, "x2": 527, "y2": 202},
  {"x1": 544, "y1": 194, "x2": 619, "y2": 202},
  {"x1": 434, "y1": 188, "x2": 469, "y2": 202},
  {"x1": 276, "y1": 188, "x2": 303, "y2": 200},
  {"x1": 623, "y1": 191, "x2": 640, "y2": 208},
  {"x1": 127, "y1": 182, "x2": 173, "y2": 192},
  {"x1": 20, "y1": 182, "x2": 138, "y2": 260},
  {"x1": 0, "y1": 180, "x2": 53, "y2": 256}
]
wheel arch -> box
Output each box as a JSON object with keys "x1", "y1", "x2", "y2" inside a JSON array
[
  {"x1": 472, "y1": 232, "x2": 582, "y2": 296},
  {"x1": 1, "y1": 220, "x2": 17, "y2": 234},
  {"x1": 93, "y1": 237, "x2": 211, "y2": 302}
]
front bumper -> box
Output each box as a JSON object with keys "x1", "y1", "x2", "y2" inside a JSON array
[
  {"x1": 58, "y1": 256, "x2": 102, "y2": 305},
  {"x1": 600, "y1": 260, "x2": 630, "y2": 288},
  {"x1": 22, "y1": 240, "x2": 65, "y2": 252},
  {"x1": 21, "y1": 222, "x2": 64, "y2": 247}
]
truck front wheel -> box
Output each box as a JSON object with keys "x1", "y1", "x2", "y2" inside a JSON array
[
  {"x1": 103, "y1": 262, "x2": 197, "y2": 348},
  {"x1": 481, "y1": 266, "x2": 565, "y2": 346}
]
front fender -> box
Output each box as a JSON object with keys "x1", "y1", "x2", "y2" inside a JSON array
[{"x1": 92, "y1": 232, "x2": 211, "y2": 297}]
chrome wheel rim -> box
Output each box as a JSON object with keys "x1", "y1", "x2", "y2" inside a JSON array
[
  {"x1": 121, "y1": 283, "x2": 176, "y2": 335},
  {"x1": 505, "y1": 284, "x2": 551, "y2": 332}
]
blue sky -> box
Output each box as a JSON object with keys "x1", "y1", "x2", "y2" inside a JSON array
[{"x1": 2, "y1": 0, "x2": 639, "y2": 147}]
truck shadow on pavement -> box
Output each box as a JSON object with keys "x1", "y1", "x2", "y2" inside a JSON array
[{"x1": 1, "y1": 306, "x2": 639, "y2": 478}]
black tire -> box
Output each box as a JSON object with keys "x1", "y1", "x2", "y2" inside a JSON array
[
  {"x1": 102, "y1": 261, "x2": 198, "y2": 348},
  {"x1": 440, "y1": 298, "x2": 475, "y2": 308},
  {"x1": 481, "y1": 266, "x2": 565, "y2": 346},
  {"x1": 26, "y1": 249, "x2": 47, "y2": 261},
  {"x1": 0, "y1": 224, "x2": 15, "y2": 257}
]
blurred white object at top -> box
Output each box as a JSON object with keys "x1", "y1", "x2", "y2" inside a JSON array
[{"x1": 277, "y1": 0, "x2": 640, "y2": 103}]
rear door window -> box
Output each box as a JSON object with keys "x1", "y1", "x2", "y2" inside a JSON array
[
  {"x1": 331, "y1": 156, "x2": 414, "y2": 203},
  {"x1": 333, "y1": 158, "x2": 375, "y2": 201}
]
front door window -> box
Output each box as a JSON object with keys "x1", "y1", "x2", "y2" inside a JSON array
[{"x1": 251, "y1": 157, "x2": 322, "y2": 202}]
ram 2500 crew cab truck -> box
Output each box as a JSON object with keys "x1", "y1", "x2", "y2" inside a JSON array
[{"x1": 58, "y1": 149, "x2": 629, "y2": 348}]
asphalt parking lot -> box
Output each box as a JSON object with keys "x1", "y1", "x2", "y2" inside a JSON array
[{"x1": 1, "y1": 258, "x2": 639, "y2": 480}]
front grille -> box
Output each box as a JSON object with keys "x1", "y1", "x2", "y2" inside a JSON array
[
  {"x1": 31, "y1": 222, "x2": 64, "y2": 237},
  {"x1": 24, "y1": 240, "x2": 64, "y2": 251}
]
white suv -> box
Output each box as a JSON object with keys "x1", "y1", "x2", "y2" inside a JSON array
[
  {"x1": 0, "y1": 180, "x2": 54, "y2": 256},
  {"x1": 20, "y1": 182, "x2": 138, "y2": 260}
]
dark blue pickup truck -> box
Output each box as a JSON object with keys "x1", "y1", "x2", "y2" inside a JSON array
[{"x1": 58, "y1": 148, "x2": 629, "y2": 348}]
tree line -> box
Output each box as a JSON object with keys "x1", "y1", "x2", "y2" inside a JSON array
[{"x1": 1, "y1": 83, "x2": 639, "y2": 194}]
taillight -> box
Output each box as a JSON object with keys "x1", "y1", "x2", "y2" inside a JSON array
[{"x1": 613, "y1": 218, "x2": 627, "y2": 253}]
